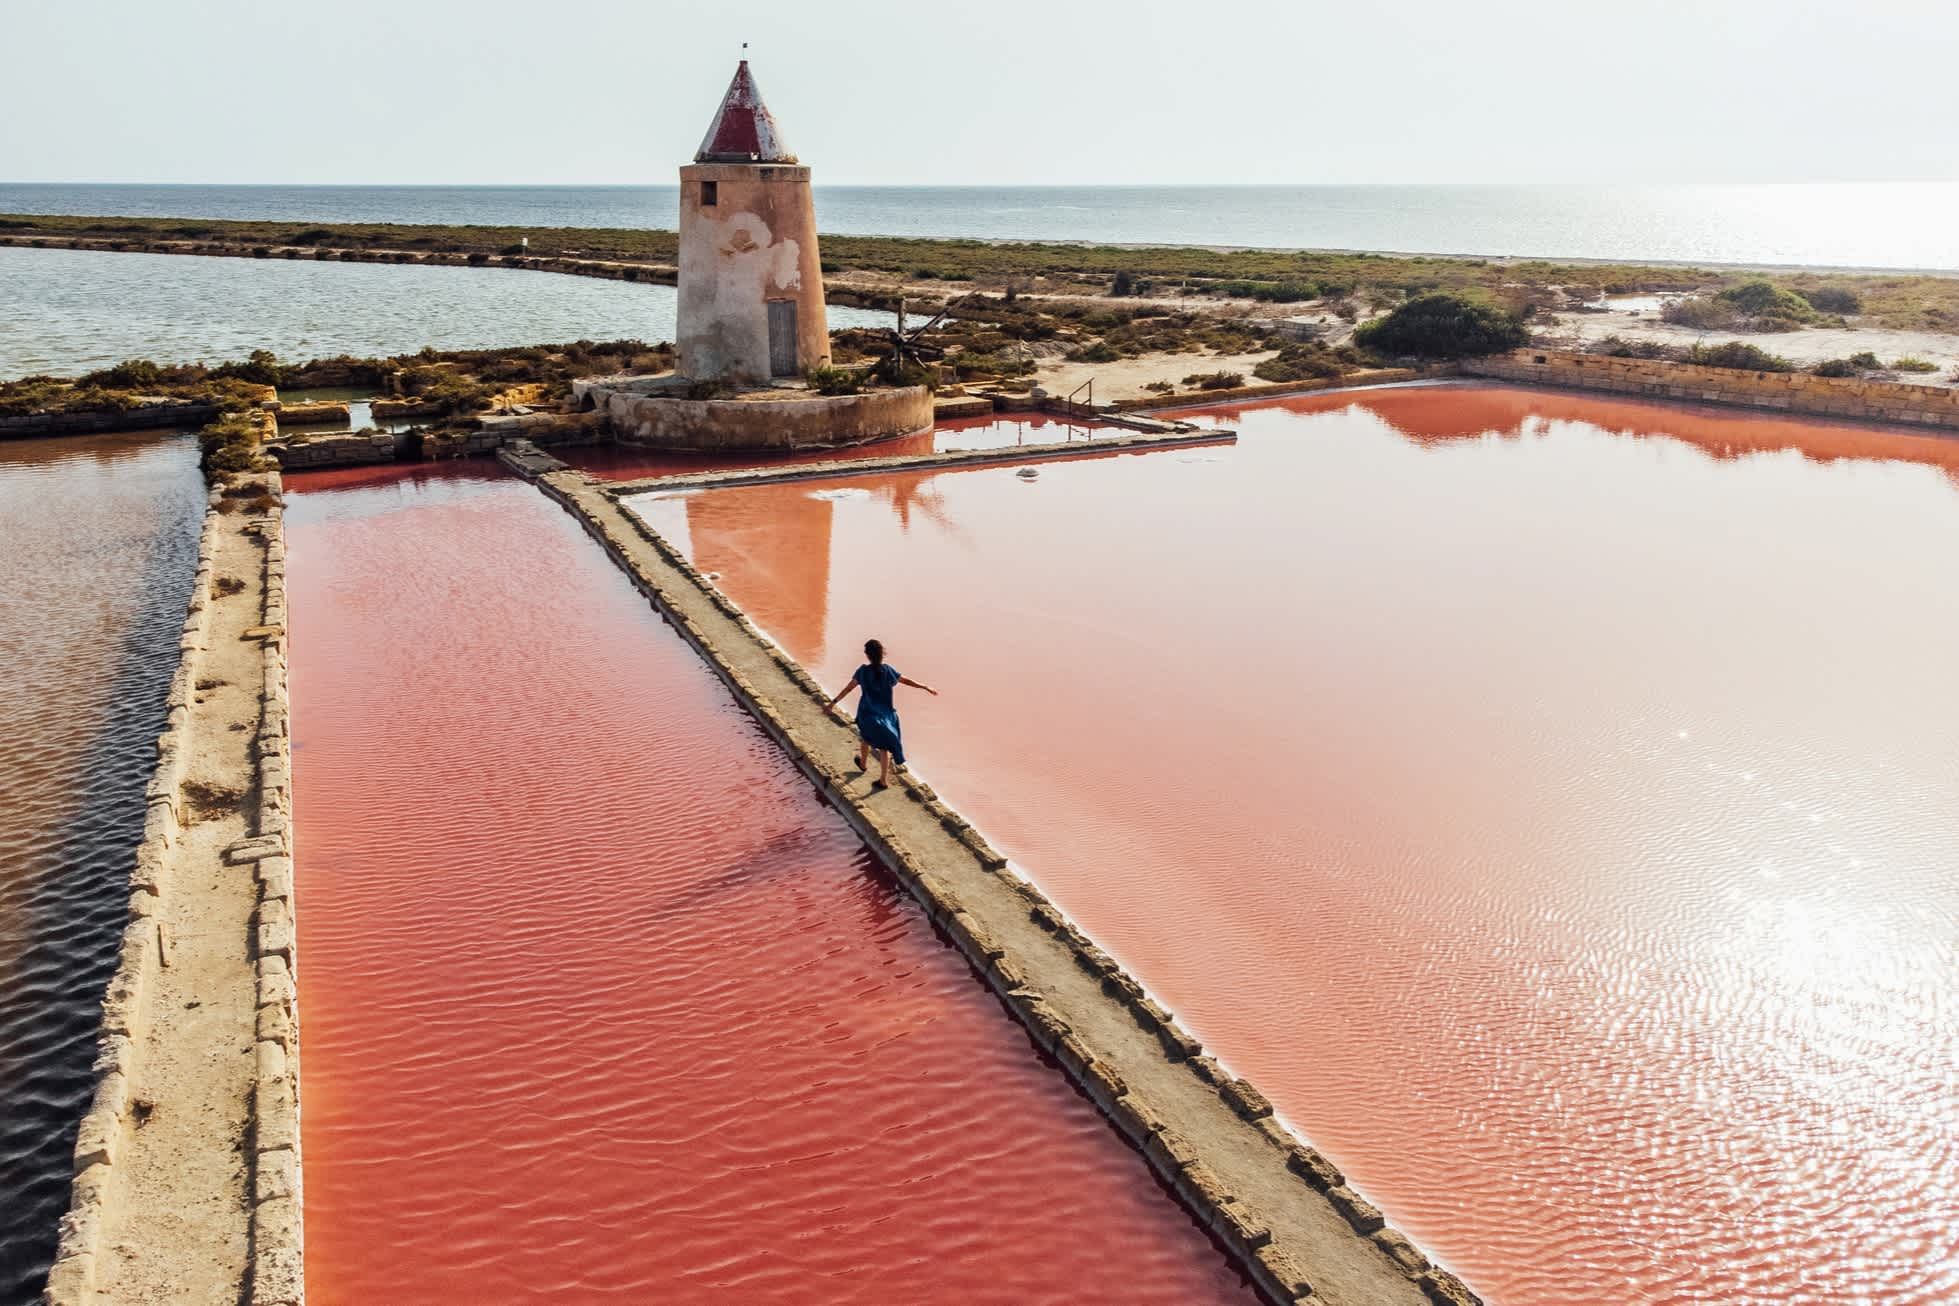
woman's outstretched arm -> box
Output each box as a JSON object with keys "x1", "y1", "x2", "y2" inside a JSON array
[
  {"x1": 828, "y1": 680, "x2": 861, "y2": 709},
  {"x1": 898, "y1": 675, "x2": 940, "y2": 696}
]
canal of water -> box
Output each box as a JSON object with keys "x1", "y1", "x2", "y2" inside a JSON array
[
  {"x1": 283, "y1": 462, "x2": 1256, "y2": 1303},
  {"x1": 0, "y1": 431, "x2": 204, "y2": 1305},
  {"x1": 0, "y1": 245, "x2": 902, "y2": 379},
  {"x1": 628, "y1": 383, "x2": 1959, "y2": 1306}
]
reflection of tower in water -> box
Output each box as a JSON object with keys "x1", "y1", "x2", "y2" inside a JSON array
[{"x1": 686, "y1": 483, "x2": 834, "y2": 663}]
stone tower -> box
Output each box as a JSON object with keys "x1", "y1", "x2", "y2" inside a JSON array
[{"x1": 676, "y1": 60, "x2": 831, "y2": 385}]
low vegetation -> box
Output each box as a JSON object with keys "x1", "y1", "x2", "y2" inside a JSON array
[
  {"x1": 1683, "y1": 341, "x2": 1795, "y2": 372},
  {"x1": 23, "y1": 211, "x2": 1956, "y2": 330},
  {"x1": 1352, "y1": 292, "x2": 1529, "y2": 358},
  {"x1": 1183, "y1": 370, "x2": 1244, "y2": 391}
]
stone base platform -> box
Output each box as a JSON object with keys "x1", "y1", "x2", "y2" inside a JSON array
[{"x1": 573, "y1": 375, "x2": 933, "y2": 452}]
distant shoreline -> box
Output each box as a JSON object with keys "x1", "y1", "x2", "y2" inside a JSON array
[{"x1": 3, "y1": 180, "x2": 1954, "y2": 273}]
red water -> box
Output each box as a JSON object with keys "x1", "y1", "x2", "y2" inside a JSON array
[
  {"x1": 632, "y1": 383, "x2": 1959, "y2": 1305},
  {"x1": 282, "y1": 463, "x2": 1253, "y2": 1304},
  {"x1": 556, "y1": 411, "x2": 1118, "y2": 482}
]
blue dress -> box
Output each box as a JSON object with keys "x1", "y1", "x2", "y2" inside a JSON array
[{"x1": 853, "y1": 663, "x2": 905, "y2": 764}]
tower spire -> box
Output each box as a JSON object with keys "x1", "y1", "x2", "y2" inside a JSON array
[{"x1": 695, "y1": 58, "x2": 794, "y2": 164}]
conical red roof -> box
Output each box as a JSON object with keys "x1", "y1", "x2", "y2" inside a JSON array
[{"x1": 694, "y1": 61, "x2": 795, "y2": 164}]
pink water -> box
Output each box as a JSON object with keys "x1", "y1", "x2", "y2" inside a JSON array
[
  {"x1": 555, "y1": 411, "x2": 1119, "y2": 483},
  {"x1": 282, "y1": 462, "x2": 1253, "y2": 1304},
  {"x1": 631, "y1": 383, "x2": 1959, "y2": 1305}
]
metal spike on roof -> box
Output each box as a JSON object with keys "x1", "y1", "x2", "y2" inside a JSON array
[{"x1": 695, "y1": 60, "x2": 795, "y2": 164}]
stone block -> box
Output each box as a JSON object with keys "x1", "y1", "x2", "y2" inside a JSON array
[
  {"x1": 1144, "y1": 1126, "x2": 1199, "y2": 1174},
  {"x1": 257, "y1": 855, "x2": 294, "y2": 904},
  {"x1": 256, "y1": 918, "x2": 295, "y2": 964},
  {"x1": 1055, "y1": 1032, "x2": 1095, "y2": 1078},
  {"x1": 1220, "y1": 1076, "x2": 1275, "y2": 1121},
  {"x1": 1328, "y1": 1184, "x2": 1386, "y2": 1234},
  {"x1": 1374, "y1": 1228, "x2": 1431, "y2": 1274},
  {"x1": 252, "y1": 1240, "x2": 304, "y2": 1306},
  {"x1": 1185, "y1": 1054, "x2": 1225, "y2": 1085},
  {"x1": 987, "y1": 957, "x2": 1027, "y2": 991},
  {"x1": 258, "y1": 966, "x2": 296, "y2": 1012},
  {"x1": 1021, "y1": 1001, "x2": 1070, "y2": 1054},
  {"x1": 226, "y1": 835, "x2": 285, "y2": 865},
  {"x1": 256, "y1": 895, "x2": 291, "y2": 934},
  {"x1": 41, "y1": 1251, "x2": 95, "y2": 1306},
  {"x1": 1081, "y1": 1058, "x2": 1127, "y2": 1106},
  {"x1": 1111, "y1": 1091, "x2": 1164, "y2": 1142},
  {"x1": 1072, "y1": 944, "x2": 1119, "y2": 977},
  {"x1": 946, "y1": 910, "x2": 1005, "y2": 961},
  {"x1": 70, "y1": 1075, "x2": 127, "y2": 1171},
  {"x1": 1419, "y1": 1269, "x2": 1484, "y2": 1306},
  {"x1": 1174, "y1": 1160, "x2": 1234, "y2": 1213},
  {"x1": 1252, "y1": 1244, "x2": 1315, "y2": 1301},
  {"x1": 256, "y1": 1151, "x2": 297, "y2": 1213},
  {"x1": 1219, "y1": 1202, "x2": 1273, "y2": 1251},
  {"x1": 254, "y1": 1078, "x2": 298, "y2": 1153},
  {"x1": 92, "y1": 1033, "x2": 134, "y2": 1080},
  {"x1": 256, "y1": 1038, "x2": 288, "y2": 1084},
  {"x1": 1028, "y1": 903, "x2": 1068, "y2": 934},
  {"x1": 1286, "y1": 1144, "x2": 1344, "y2": 1191},
  {"x1": 957, "y1": 828, "x2": 1008, "y2": 869},
  {"x1": 257, "y1": 1001, "x2": 294, "y2": 1049},
  {"x1": 1099, "y1": 971, "x2": 1144, "y2": 1005}
]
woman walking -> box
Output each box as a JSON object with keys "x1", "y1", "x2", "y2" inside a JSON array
[{"x1": 829, "y1": 638, "x2": 937, "y2": 790}]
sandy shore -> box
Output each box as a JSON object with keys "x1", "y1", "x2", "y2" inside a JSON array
[{"x1": 1537, "y1": 306, "x2": 1959, "y2": 383}]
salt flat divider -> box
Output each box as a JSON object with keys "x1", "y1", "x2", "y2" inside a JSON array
[
  {"x1": 526, "y1": 428, "x2": 1484, "y2": 1306},
  {"x1": 45, "y1": 457, "x2": 303, "y2": 1306}
]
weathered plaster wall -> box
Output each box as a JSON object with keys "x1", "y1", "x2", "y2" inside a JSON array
[
  {"x1": 599, "y1": 384, "x2": 932, "y2": 451},
  {"x1": 1466, "y1": 348, "x2": 1959, "y2": 430},
  {"x1": 676, "y1": 164, "x2": 830, "y2": 384}
]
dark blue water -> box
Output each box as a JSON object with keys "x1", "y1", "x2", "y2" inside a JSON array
[{"x1": 5, "y1": 183, "x2": 1958, "y2": 270}]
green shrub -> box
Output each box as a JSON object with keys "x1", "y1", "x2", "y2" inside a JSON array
[
  {"x1": 198, "y1": 411, "x2": 263, "y2": 473},
  {"x1": 1112, "y1": 270, "x2": 1137, "y2": 297},
  {"x1": 1891, "y1": 356, "x2": 1938, "y2": 373},
  {"x1": 1184, "y1": 370, "x2": 1244, "y2": 390},
  {"x1": 1684, "y1": 341, "x2": 1794, "y2": 372},
  {"x1": 1592, "y1": 335, "x2": 1675, "y2": 360},
  {"x1": 805, "y1": 366, "x2": 862, "y2": 396},
  {"x1": 74, "y1": 359, "x2": 164, "y2": 390},
  {"x1": 212, "y1": 349, "x2": 286, "y2": 387},
  {"x1": 1661, "y1": 296, "x2": 1740, "y2": 330},
  {"x1": 1205, "y1": 279, "x2": 1318, "y2": 303},
  {"x1": 1253, "y1": 342, "x2": 1346, "y2": 383},
  {"x1": 1351, "y1": 292, "x2": 1529, "y2": 358},
  {"x1": 1798, "y1": 285, "x2": 1862, "y2": 315},
  {"x1": 874, "y1": 358, "x2": 938, "y2": 391},
  {"x1": 1067, "y1": 341, "x2": 1122, "y2": 364},
  {"x1": 1717, "y1": 280, "x2": 1816, "y2": 321},
  {"x1": 1812, "y1": 358, "x2": 1859, "y2": 377}
]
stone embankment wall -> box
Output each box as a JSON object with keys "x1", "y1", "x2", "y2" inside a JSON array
[
  {"x1": 1467, "y1": 348, "x2": 1959, "y2": 430},
  {"x1": 584, "y1": 381, "x2": 934, "y2": 451},
  {"x1": 263, "y1": 411, "x2": 604, "y2": 469},
  {"x1": 1113, "y1": 367, "x2": 1427, "y2": 412},
  {"x1": 43, "y1": 472, "x2": 302, "y2": 1305},
  {"x1": 533, "y1": 436, "x2": 1484, "y2": 1306},
  {"x1": 1, "y1": 401, "x2": 222, "y2": 438}
]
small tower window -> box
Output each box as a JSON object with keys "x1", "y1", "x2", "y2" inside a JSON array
[{"x1": 700, "y1": 181, "x2": 718, "y2": 207}]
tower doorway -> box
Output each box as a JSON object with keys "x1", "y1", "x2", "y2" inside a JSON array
[{"x1": 767, "y1": 300, "x2": 798, "y2": 377}]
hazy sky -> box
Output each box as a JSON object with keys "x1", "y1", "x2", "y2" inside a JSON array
[{"x1": 4, "y1": 0, "x2": 1954, "y2": 186}]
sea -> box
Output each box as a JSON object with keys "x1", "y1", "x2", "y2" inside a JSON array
[{"x1": 4, "y1": 183, "x2": 1958, "y2": 271}]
